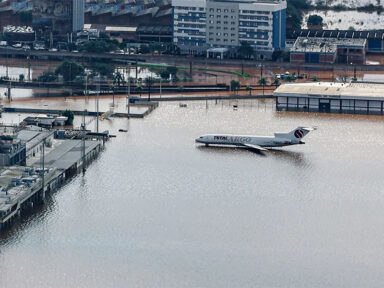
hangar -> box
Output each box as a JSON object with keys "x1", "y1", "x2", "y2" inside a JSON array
[{"x1": 274, "y1": 82, "x2": 384, "y2": 115}]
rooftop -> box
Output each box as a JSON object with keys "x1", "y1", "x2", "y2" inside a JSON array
[
  {"x1": 289, "y1": 29, "x2": 384, "y2": 40},
  {"x1": 291, "y1": 37, "x2": 367, "y2": 53},
  {"x1": 274, "y1": 82, "x2": 384, "y2": 100},
  {"x1": 33, "y1": 139, "x2": 100, "y2": 171}
]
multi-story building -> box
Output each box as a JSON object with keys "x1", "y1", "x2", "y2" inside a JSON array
[
  {"x1": 172, "y1": 0, "x2": 286, "y2": 58},
  {"x1": 32, "y1": 0, "x2": 84, "y2": 34}
]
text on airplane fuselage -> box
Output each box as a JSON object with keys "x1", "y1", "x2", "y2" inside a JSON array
[{"x1": 214, "y1": 136, "x2": 252, "y2": 143}]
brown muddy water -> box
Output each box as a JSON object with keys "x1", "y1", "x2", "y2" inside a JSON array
[{"x1": 0, "y1": 99, "x2": 384, "y2": 288}]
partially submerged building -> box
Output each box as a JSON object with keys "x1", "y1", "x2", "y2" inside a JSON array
[
  {"x1": 0, "y1": 132, "x2": 26, "y2": 166},
  {"x1": 275, "y1": 82, "x2": 384, "y2": 115},
  {"x1": 290, "y1": 37, "x2": 367, "y2": 64},
  {"x1": 289, "y1": 29, "x2": 384, "y2": 54}
]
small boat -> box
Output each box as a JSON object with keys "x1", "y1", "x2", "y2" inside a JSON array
[{"x1": 118, "y1": 129, "x2": 128, "y2": 132}]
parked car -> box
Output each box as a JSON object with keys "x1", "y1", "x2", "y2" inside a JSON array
[{"x1": 12, "y1": 43, "x2": 22, "y2": 48}]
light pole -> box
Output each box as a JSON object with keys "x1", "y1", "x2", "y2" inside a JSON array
[
  {"x1": 127, "y1": 62, "x2": 131, "y2": 116},
  {"x1": 159, "y1": 78, "x2": 162, "y2": 98}
]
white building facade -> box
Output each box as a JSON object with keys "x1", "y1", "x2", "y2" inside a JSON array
[{"x1": 172, "y1": 0, "x2": 286, "y2": 58}]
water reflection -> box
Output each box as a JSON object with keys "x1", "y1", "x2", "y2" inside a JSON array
[{"x1": 267, "y1": 149, "x2": 307, "y2": 167}]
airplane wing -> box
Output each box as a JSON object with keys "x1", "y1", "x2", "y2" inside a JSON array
[{"x1": 242, "y1": 143, "x2": 268, "y2": 151}]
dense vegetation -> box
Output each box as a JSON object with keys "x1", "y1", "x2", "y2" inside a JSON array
[
  {"x1": 287, "y1": 0, "x2": 311, "y2": 30},
  {"x1": 307, "y1": 14, "x2": 323, "y2": 27}
]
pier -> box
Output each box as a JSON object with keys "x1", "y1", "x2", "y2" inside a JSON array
[{"x1": 0, "y1": 139, "x2": 102, "y2": 230}]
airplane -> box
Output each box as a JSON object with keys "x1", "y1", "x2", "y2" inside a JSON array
[{"x1": 195, "y1": 127, "x2": 316, "y2": 151}]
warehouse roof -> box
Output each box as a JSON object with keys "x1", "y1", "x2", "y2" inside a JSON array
[
  {"x1": 291, "y1": 37, "x2": 366, "y2": 53},
  {"x1": 274, "y1": 82, "x2": 384, "y2": 100},
  {"x1": 289, "y1": 29, "x2": 384, "y2": 40}
]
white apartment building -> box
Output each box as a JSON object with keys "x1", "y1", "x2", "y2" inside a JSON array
[{"x1": 172, "y1": 0, "x2": 287, "y2": 58}]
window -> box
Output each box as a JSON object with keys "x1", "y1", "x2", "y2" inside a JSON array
[
  {"x1": 217, "y1": 9, "x2": 221, "y2": 12},
  {"x1": 224, "y1": 9, "x2": 228, "y2": 12}
]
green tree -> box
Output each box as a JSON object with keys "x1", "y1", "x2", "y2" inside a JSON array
[
  {"x1": 238, "y1": 42, "x2": 254, "y2": 59},
  {"x1": 287, "y1": 0, "x2": 311, "y2": 30},
  {"x1": 246, "y1": 84, "x2": 252, "y2": 95},
  {"x1": 19, "y1": 11, "x2": 32, "y2": 24},
  {"x1": 113, "y1": 71, "x2": 124, "y2": 86},
  {"x1": 230, "y1": 80, "x2": 241, "y2": 94},
  {"x1": 62, "y1": 110, "x2": 74, "y2": 125},
  {"x1": 55, "y1": 61, "x2": 84, "y2": 83},
  {"x1": 166, "y1": 66, "x2": 178, "y2": 79},
  {"x1": 92, "y1": 62, "x2": 114, "y2": 78},
  {"x1": 307, "y1": 14, "x2": 323, "y2": 27},
  {"x1": 258, "y1": 77, "x2": 267, "y2": 95},
  {"x1": 273, "y1": 77, "x2": 280, "y2": 87},
  {"x1": 136, "y1": 83, "x2": 143, "y2": 97},
  {"x1": 145, "y1": 77, "x2": 153, "y2": 101},
  {"x1": 139, "y1": 45, "x2": 150, "y2": 54},
  {"x1": 159, "y1": 70, "x2": 170, "y2": 80},
  {"x1": 38, "y1": 71, "x2": 57, "y2": 82},
  {"x1": 284, "y1": 74, "x2": 297, "y2": 82},
  {"x1": 19, "y1": 74, "x2": 25, "y2": 82},
  {"x1": 79, "y1": 37, "x2": 118, "y2": 53}
]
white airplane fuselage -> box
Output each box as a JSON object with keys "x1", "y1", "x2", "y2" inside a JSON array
[
  {"x1": 195, "y1": 134, "x2": 301, "y2": 147},
  {"x1": 195, "y1": 127, "x2": 315, "y2": 151}
]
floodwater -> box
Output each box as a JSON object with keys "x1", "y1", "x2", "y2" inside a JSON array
[{"x1": 1, "y1": 99, "x2": 384, "y2": 288}]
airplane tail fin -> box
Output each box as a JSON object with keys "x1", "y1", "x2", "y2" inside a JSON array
[{"x1": 275, "y1": 127, "x2": 316, "y2": 141}]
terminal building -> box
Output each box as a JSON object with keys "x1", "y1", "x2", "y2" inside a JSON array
[
  {"x1": 290, "y1": 37, "x2": 367, "y2": 64},
  {"x1": 274, "y1": 82, "x2": 384, "y2": 115},
  {"x1": 172, "y1": 0, "x2": 287, "y2": 58},
  {"x1": 32, "y1": 0, "x2": 84, "y2": 35}
]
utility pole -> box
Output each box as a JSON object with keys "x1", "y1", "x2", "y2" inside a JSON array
[
  {"x1": 189, "y1": 60, "x2": 192, "y2": 76},
  {"x1": 127, "y1": 62, "x2": 131, "y2": 117},
  {"x1": 6, "y1": 47, "x2": 9, "y2": 78},
  {"x1": 160, "y1": 78, "x2": 162, "y2": 98},
  {"x1": 135, "y1": 60, "x2": 138, "y2": 81},
  {"x1": 96, "y1": 75, "x2": 100, "y2": 133},
  {"x1": 147, "y1": 77, "x2": 152, "y2": 101},
  {"x1": 81, "y1": 110, "x2": 86, "y2": 174},
  {"x1": 7, "y1": 81, "x2": 11, "y2": 102},
  {"x1": 27, "y1": 49, "x2": 31, "y2": 82},
  {"x1": 41, "y1": 140, "x2": 45, "y2": 202}
]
